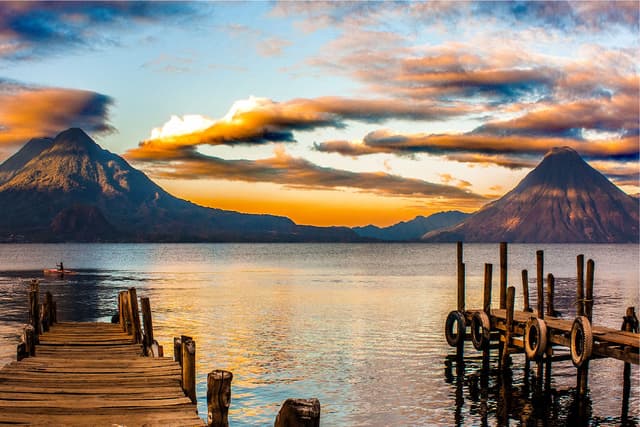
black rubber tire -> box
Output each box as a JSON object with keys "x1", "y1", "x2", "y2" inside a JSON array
[
  {"x1": 445, "y1": 310, "x2": 466, "y2": 347},
  {"x1": 470, "y1": 311, "x2": 491, "y2": 350},
  {"x1": 524, "y1": 317, "x2": 548, "y2": 360},
  {"x1": 571, "y1": 316, "x2": 593, "y2": 367}
]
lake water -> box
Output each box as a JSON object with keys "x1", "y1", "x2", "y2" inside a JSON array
[{"x1": 0, "y1": 243, "x2": 637, "y2": 426}]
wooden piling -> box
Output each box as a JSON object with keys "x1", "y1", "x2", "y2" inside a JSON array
[
  {"x1": 536, "y1": 250, "x2": 544, "y2": 319},
  {"x1": 456, "y1": 241, "x2": 463, "y2": 267},
  {"x1": 499, "y1": 242, "x2": 507, "y2": 310},
  {"x1": 118, "y1": 291, "x2": 126, "y2": 330},
  {"x1": 577, "y1": 255, "x2": 585, "y2": 317},
  {"x1": 207, "y1": 370, "x2": 233, "y2": 427},
  {"x1": 546, "y1": 273, "x2": 555, "y2": 317},
  {"x1": 585, "y1": 259, "x2": 594, "y2": 321},
  {"x1": 127, "y1": 288, "x2": 142, "y2": 344},
  {"x1": 182, "y1": 337, "x2": 197, "y2": 404},
  {"x1": 24, "y1": 325, "x2": 35, "y2": 357},
  {"x1": 174, "y1": 336, "x2": 183, "y2": 366},
  {"x1": 28, "y1": 290, "x2": 39, "y2": 342},
  {"x1": 501, "y1": 286, "x2": 515, "y2": 368},
  {"x1": 140, "y1": 297, "x2": 154, "y2": 356},
  {"x1": 622, "y1": 307, "x2": 637, "y2": 421},
  {"x1": 483, "y1": 263, "x2": 492, "y2": 371},
  {"x1": 274, "y1": 398, "x2": 321, "y2": 427},
  {"x1": 521, "y1": 269, "x2": 531, "y2": 312},
  {"x1": 457, "y1": 262, "x2": 465, "y2": 313}
]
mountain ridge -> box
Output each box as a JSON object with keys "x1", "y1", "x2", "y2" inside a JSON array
[
  {"x1": 422, "y1": 147, "x2": 639, "y2": 243},
  {"x1": 0, "y1": 128, "x2": 362, "y2": 242},
  {"x1": 353, "y1": 211, "x2": 469, "y2": 241}
]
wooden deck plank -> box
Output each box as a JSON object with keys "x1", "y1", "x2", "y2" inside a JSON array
[{"x1": 0, "y1": 322, "x2": 204, "y2": 425}]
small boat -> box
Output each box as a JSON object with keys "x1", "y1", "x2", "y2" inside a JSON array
[
  {"x1": 43, "y1": 262, "x2": 75, "y2": 277},
  {"x1": 43, "y1": 268, "x2": 76, "y2": 276}
]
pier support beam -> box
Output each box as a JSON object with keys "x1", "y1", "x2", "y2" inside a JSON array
[{"x1": 482, "y1": 263, "x2": 492, "y2": 374}]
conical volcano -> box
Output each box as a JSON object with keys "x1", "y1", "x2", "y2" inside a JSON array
[
  {"x1": 423, "y1": 147, "x2": 639, "y2": 243},
  {"x1": 0, "y1": 128, "x2": 360, "y2": 242}
]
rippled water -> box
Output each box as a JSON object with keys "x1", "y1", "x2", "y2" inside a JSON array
[{"x1": 0, "y1": 243, "x2": 637, "y2": 426}]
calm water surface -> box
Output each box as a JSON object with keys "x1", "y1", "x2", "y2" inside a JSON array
[{"x1": 0, "y1": 243, "x2": 637, "y2": 426}]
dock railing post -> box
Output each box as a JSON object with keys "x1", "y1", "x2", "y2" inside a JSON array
[
  {"x1": 521, "y1": 269, "x2": 531, "y2": 312},
  {"x1": 274, "y1": 398, "x2": 321, "y2": 427},
  {"x1": 536, "y1": 250, "x2": 544, "y2": 320},
  {"x1": 577, "y1": 259, "x2": 595, "y2": 397},
  {"x1": 207, "y1": 370, "x2": 233, "y2": 427},
  {"x1": 174, "y1": 336, "x2": 183, "y2": 366},
  {"x1": 181, "y1": 337, "x2": 196, "y2": 404},
  {"x1": 28, "y1": 279, "x2": 40, "y2": 343},
  {"x1": 546, "y1": 273, "x2": 555, "y2": 317}
]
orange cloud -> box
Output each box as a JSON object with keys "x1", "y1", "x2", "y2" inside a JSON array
[
  {"x1": 130, "y1": 145, "x2": 486, "y2": 203},
  {"x1": 0, "y1": 79, "x2": 113, "y2": 147}
]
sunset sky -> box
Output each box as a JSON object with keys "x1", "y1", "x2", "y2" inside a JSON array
[{"x1": 0, "y1": 1, "x2": 638, "y2": 226}]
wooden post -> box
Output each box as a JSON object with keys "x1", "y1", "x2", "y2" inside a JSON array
[
  {"x1": 182, "y1": 337, "x2": 196, "y2": 404},
  {"x1": 274, "y1": 398, "x2": 321, "y2": 427},
  {"x1": 456, "y1": 241, "x2": 463, "y2": 266},
  {"x1": 585, "y1": 259, "x2": 594, "y2": 322},
  {"x1": 521, "y1": 269, "x2": 531, "y2": 312},
  {"x1": 174, "y1": 337, "x2": 183, "y2": 365},
  {"x1": 24, "y1": 325, "x2": 35, "y2": 357},
  {"x1": 536, "y1": 250, "x2": 544, "y2": 319},
  {"x1": 28, "y1": 290, "x2": 39, "y2": 342},
  {"x1": 457, "y1": 262, "x2": 465, "y2": 313},
  {"x1": 140, "y1": 297, "x2": 154, "y2": 356},
  {"x1": 576, "y1": 255, "x2": 585, "y2": 317},
  {"x1": 622, "y1": 307, "x2": 637, "y2": 421},
  {"x1": 501, "y1": 286, "x2": 515, "y2": 369},
  {"x1": 499, "y1": 242, "x2": 507, "y2": 310},
  {"x1": 127, "y1": 288, "x2": 142, "y2": 344},
  {"x1": 483, "y1": 263, "x2": 492, "y2": 372},
  {"x1": 207, "y1": 370, "x2": 233, "y2": 427},
  {"x1": 118, "y1": 291, "x2": 125, "y2": 330},
  {"x1": 546, "y1": 273, "x2": 555, "y2": 317},
  {"x1": 121, "y1": 291, "x2": 131, "y2": 334}
]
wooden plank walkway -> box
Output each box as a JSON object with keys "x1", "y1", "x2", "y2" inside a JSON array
[{"x1": 0, "y1": 321, "x2": 204, "y2": 426}]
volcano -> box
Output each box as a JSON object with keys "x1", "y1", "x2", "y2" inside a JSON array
[
  {"x1": 0, "y1": 128, "x2": 360, "y2": 242},
  {"x1": 422, "y1": 147, "x2": 639, "y2": 243}
]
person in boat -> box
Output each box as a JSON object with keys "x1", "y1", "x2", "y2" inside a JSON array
[{"x1": 58, "y1": 262, "x2": 64, "y2": 272}]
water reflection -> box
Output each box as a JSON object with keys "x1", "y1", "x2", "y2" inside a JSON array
[
  {"x1": 0, "y1": 243, "x2": 637, "y2": 425},
  {"x1": 444, "y1": 351, "x2": 639, "y2": 427}
]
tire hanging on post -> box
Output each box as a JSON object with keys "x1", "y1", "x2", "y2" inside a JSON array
[
  {"x1": 571, "y1": 316, "x2": 593, "y2": 367},
  {"x1": 445, "y1": 310, "x2": 466, "y2": 347},
  {"x1": 471, "y1": 311, "x2": 491, "y2": 350},
  {"x1": 524, "y1": 317, "x2": 548, "y2": 360}
]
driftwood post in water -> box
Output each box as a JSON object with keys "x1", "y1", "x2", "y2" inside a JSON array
[
  {"x1": 207, "y1": 370, "x2": 233, "y2": 427},
  {"x1": 274, "y1": 398, "x2": 321, "y2": 427}
]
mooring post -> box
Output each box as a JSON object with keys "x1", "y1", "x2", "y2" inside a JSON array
[
  {"x1": 521, "y1": 269, "x2": 531, "y2": 312},
  {"x1": 127, "y1": 288, "x2": 142, "y2": 344},
  {"x1": 118, "y1": 291, "x2": 125, "y2": 330},
  {"x1": 43, "y1": 291, "x2": 53, "y2": 332},
  {"x1": 622, "y1": 307, "x2": 638, "y2": 422},
  {"x1": 501, "y1": 286, "x2": 515, "y2": 369},
  {"x1": 207, "y1": 369, "x2": 233, "y2": 427},
  {"x1": 456, "y1": 241, "x2": 463, "y2": 267},
  {"x1": 483, "y1": 263, "x2": 492, "y2": 373},
  {"x1": 122, "y1": 291, "x2": 132, "y2": 335},
  {"x1": 24, "y1": 325, "x2": 35, "y2": 357},
  {"x1": 585, "y1": 260, "x2": 594, "y2": 322},
  {"x1": 457, "y1": 261, "x2": 466, "y2": 361},
  {"x1": 181, "y1": 337, "x2": 196, "y2": 404},
  {"x1": 274, "y1": 398, "x2": 321, "y2": 427},
  {"x1": 499, "y1": 242, "x2": 507, "y2": 310},
  {"x1": 546, "y1": 273, "x2": 555, "y2": 317},
  {"x1": 576, "y1": 255, "x2": 585, "y2": 316},
  {"x1": 536, "y1": 250, "x2": 544, "y2": 319},
  {"x1": 140, "y1": 297, "x2": 154, "y2": 356}
]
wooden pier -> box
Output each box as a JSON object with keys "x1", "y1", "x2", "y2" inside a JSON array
[
  {"x1": 445, "y1": 242, "x2": 640, "y2": 417},
  {"x1": 1, "y1": 283, "x2": 321, "y2": 426}
]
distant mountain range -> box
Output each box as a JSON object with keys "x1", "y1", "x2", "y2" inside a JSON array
[
  {"x1": 423, "y1": 147, "x2": 639, "y2": 243},
  {"x1": 0, "y1": 129, "x2": 636, "y2": 243},
  {"x1": 0, "y1": 128, "x2": 361, "y2": 242},
  {"x1": 353, "y1": 211, "x2": 469, "y2": 241}
]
